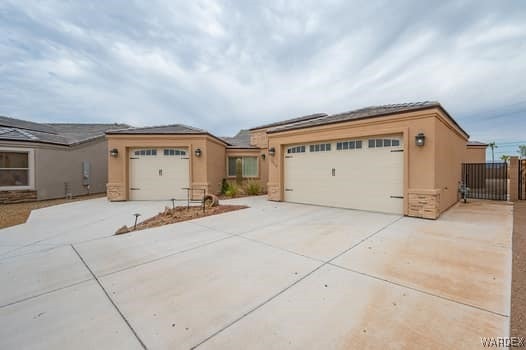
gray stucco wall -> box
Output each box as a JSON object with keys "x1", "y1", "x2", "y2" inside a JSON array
[
  {"x1": 35, "y1": 140, "x2": 108, "y2": 200},
  {"x1": 0, "y1": 139, "x2": 108, "y2": 200}
]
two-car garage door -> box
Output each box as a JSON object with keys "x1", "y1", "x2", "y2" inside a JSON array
[
  {"x1": 284, "y1": 136, "x2": 404, "y2": 214},
  {"x1": 129, "y1": 148, "x2": 189, "y2": 200}
]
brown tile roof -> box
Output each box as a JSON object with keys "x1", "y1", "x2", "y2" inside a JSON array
[
  {"x1": 0, "y1": 116, "x2": 128, "y2": 146},
  {"x1": 105, "y1": 124, "x2": 205, "y2": 135},
  {"x1": 106, "y1": 124, "x2": 230, "y2": 145},
  {"x1": 221, "y1": 130, "x2": 257, "y2": 149},
  {"x1": 249, "y1": 113, "x2": 328, "y2": 131},
  {"x1": 266, "y1": 101, "x2": 469, "y2": 138}
]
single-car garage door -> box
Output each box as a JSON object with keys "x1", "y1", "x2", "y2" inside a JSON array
[
  {"x1": 284, "y1": 136, "x2": 404, "y2": 214},
  {"x1": 129, "y1": 148, "x2": 189, "y2": 200}
]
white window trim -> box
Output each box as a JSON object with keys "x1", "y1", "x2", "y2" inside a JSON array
[{"x1": 0, "y1": 147, "x2": 35, "y2": 191}]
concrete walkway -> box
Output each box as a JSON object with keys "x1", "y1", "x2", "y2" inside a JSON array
[
  {"x1": 0, "y1": 196, "x2": 513, "y2": 349},
  {"x1": 0, "y1": 198, "x2": 181, "y2": 260}
]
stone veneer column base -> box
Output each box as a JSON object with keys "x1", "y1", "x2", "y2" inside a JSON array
[
  {"x1": 267, "y1": 183, "x2": 281, "y2": 201},
  {"x1": 407, "y1": 189, "x2": 441, "y2": 219},
  {"x1": 0, "y1": 190, "x2": 37, "y2": 204},
  {"x1": 106, "y1": 183, "x2": 126, "y2": 201}
]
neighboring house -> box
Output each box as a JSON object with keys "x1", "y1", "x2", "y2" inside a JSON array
[
  {"x1": 0, "y1": 116, "x2": 127, "y2": 203},
  {"x1": 465, "y1": 141, "x2": 488, "y2": 163},
  {"x1": 106, "y1": 101, "x2": 486, "y2": 219}
]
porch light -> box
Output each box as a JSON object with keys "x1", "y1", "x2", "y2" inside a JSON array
[
  {"x1": 194, "y1": 148, "x2": 202, "y2": 157},
  {"x1": 415, "y1": 133, "x2": 426, "y2": 147},
  {"x1": 110, "y1": 148, "x2": 119, "y2": 157},
  {"x1": 261, "y1": 153, "x2": 266, "y2": 160},
  {"x1": 268, "y1": 147, "x2": 276, "y2": 156}
]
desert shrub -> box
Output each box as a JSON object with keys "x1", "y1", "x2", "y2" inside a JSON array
[
  {"x1": 245, "y1": 181, "x2": 261, "y2": 196},
  {"x1": 224, "y1": 182, "x2": 239, "y2": 197},
  {"x1": 220, "y1": 178, "x2": 229, "y2": 195}
]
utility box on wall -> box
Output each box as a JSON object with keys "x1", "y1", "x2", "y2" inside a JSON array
[{"x1": 82, "y1": 160, "x2": 91, "y2": 186}]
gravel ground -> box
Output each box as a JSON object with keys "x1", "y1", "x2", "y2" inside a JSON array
[
  {"x1": 511, "y1": 201, "x2": 526, "y2": 337},
  {"x1": 0, "y1": 193, "x2": 106, "y2": 229},
  {"x1": 116, "y1": 204, "x2": 248, "y2": 234}
]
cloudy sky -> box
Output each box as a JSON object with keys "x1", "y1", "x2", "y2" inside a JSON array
[{"x1": 1, "y1": 0, "x2": 525, "y2": 154}]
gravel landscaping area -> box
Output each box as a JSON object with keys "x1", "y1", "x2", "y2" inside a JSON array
[
  {"x1": 115, "y1": 204, "x2": 248, "y2": 234},
  {"x1": 511, "y1": 201, "x2": 526, "y2": 337},
  {"x1": 0, "y1": 193, "x2": 106, "y2": 229}
]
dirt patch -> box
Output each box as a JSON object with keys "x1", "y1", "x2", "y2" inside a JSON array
[
  {"x1": 511, "y1": 201, "x2": 526, "y2": 337},
  {"x1": 115, "y1": 205, "x2": 248, "y2": 234},
  {"x1": 0, "y1": 193, "x2": 106, "y2": 229}
]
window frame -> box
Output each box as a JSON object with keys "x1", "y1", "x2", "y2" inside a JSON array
[
  {"x1": 227, "y1": 156, "x2": 259, "y2": 178},
  {"x1": 368, "y1": 138, "x2": 402, "y2": 149},
  {"x1": 134, "y1": 148, "x2": 158, "y2": 156},
  {"x1": 286, "y1": 145, "x2": 306, "y2": 154},
  {"x1": 163, "y1": 148, "x2": 187, "y2": 156},
  {"x1": 0, "y1": 147, "x2": 35, "y2": 190},
  {"x1": 336, "y1": 140, "x2": 363, "y2": 151},
  {"x1": 309, "y1": 143, "x2": 332, "y2": 153}
]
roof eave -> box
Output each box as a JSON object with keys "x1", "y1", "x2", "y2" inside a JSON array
[
  {"x1": 267, "y1": 105, "x2": 470, "y2": 139},
  {"x1": 105, "y1": 131, "x2": 231, "y2": 146},
  {"x1": 0, "y1": 138, "x2": 70, "y2": 147}
]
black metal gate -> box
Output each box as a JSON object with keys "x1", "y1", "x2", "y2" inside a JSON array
[
  {"x1": 520, "y1": 159, "x2": 526, "y2": 200},
  {"x1": 462, "y1": 162, "x2": 508, "y2": 200}
]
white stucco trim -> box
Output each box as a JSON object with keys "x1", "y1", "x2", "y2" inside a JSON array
[{"x1": 0, "y1": 146, "x2": 35, "y2": 190}]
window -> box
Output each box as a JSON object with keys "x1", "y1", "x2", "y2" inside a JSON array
[
  {"x1": 287, "y1": 145, "x2": 306, "y2": 154},
  {"x1": 163, "y1": 149, "x2": 186, "y2": 156},
  {"x1": 134, "y1": 149, "x2": 157, "y2": 156},
  {"x1": 309, "y1": 143, "x2": 331, "y2": 152},
  {"x1": 0, "y1": 151, "x2": 30, "y2": 187},
  {"x1": 227, "y1": 156, "x2": 258, "y2": 177},
  {"x1": 368, "y1": 138, "x2": 401, "y2": 148},
  {"x1": 336, "y1": 140, "x2": 363, "y2": 151}
]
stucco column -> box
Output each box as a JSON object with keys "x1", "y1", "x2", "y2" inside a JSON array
[
  {"x1": 509, "y1": 156, "x2": 518, "y2": 202},
  {"x1": 266, "y1": 142, "x2": 281, "y2": 201}
]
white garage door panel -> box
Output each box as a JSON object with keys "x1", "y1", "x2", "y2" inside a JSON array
[
  {"x1": 129, "y1": 149, "x2": 189, "y2": 200},
  {"x1": 284, "y1": 140, "x2": 403, "y2": 214}
]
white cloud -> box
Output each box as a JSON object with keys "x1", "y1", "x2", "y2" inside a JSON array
[{"x1": 0, "y1": 0, "x2": 525, "y2": 141}]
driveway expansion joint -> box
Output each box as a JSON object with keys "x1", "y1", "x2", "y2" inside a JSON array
[
  {"x1": 328, "y1": 262, "x2": 510, "y2": 318},
  {"x1": 70, "y1": 244, "x2": 148, "y2": 350},
  {"x1": 0, "y1": 278, "x2": 93, "y2": 310},
  {"x1": 98, "y1": 234, "x2": 236, "y2": 278},
  {"x1": 191, "y1": 214, "x2": 402, "y2": 349}
]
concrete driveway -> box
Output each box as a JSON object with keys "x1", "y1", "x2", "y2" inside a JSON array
[{"x1": 0, "y1": 196, "x2": 512, "y2": 349}]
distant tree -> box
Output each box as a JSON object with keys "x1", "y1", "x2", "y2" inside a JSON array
[
  {"x1": 489, "y1": 142, "x2": 497, "y2": 162},
  {"x1": 518, "y1": 145, "x2": 526, "y2": 158},
  {"x1": 501, "y1": 155, "x2": 510, "y2": 162}
]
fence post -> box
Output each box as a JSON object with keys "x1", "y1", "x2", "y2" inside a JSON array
[{"x1": 509, "y1": 157, "x2": 519, "y2": 202}]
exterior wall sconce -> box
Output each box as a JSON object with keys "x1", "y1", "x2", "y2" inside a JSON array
[
  {"x1": 415, "y1": 132, "x2": 426, "y2": 147},
  {"x1": 194, "y1": 148, "x2": 202, "y2": 157},
  {"x1": 261, "y1": 153, "x2": 266, "y2": 160},
  {"x1": 110, "y1": 148, "x2": 119, "y2": 157},
  {"x1": 268, "y1": 147, "x2": 276, "y2": 156}
]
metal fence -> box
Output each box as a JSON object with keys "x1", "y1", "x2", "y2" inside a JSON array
[
  {"x1": 461, "y1": 162, "x2": 508, "y2": 200},
  {"x1": 520, "y1": 159, "x2": 526, "y2": 200}
]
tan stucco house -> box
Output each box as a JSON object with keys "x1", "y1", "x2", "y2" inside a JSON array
[
  {"x1": 0, "y1": 116, "x2": 127, "y2": 203},
  {"x1": 106, "y1": 101, "x2": 486, "y2": 219}
]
